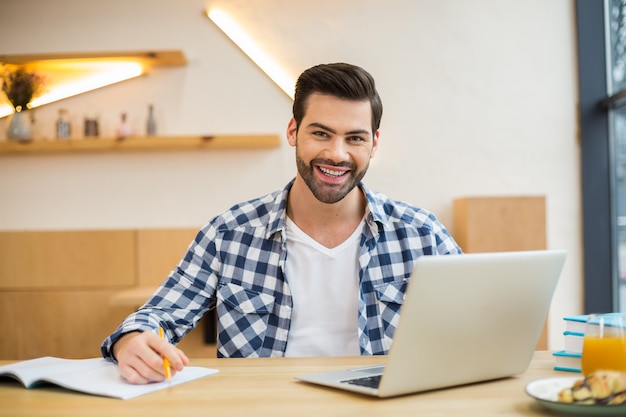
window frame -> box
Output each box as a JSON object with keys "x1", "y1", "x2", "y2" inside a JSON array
[{"x1": 576, "y1": 0, "x2": 616, "y2": 312}]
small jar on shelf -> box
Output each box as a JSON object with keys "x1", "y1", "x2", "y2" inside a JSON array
[
  {"x1": 146, "y1": 104, "x2": 157, "y2": 136},
  {"x1": 84, "y1": 108, "x2": 99, "y2": 138},
  {"x1": 116, "y1": 112, "x2": 133, "y2": 140},
  {"x1": 56, "y1": 109, "x2": 71, "y2": 140}
]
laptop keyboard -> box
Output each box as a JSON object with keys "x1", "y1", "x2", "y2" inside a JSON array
[{"x1": 342, "y1": 374, "x2": 382, "y2": 389}]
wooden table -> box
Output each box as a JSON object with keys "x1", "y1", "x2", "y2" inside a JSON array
[{"x1": 0, "y1": 351, "x2": 569, "y2": 417}]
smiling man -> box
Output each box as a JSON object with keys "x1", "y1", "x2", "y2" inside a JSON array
[{"x1": 101, "y1": 63, "x2": 462, "y2": 384}]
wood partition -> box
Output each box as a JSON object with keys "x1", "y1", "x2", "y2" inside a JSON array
[
  {"x1": 453, "y1": 196, "x2": 549, "y2": 350},
  {"x1": 136, "y1": 228, "x2": 198, "y2": 287},
  {"x1": 0, "y1": 228, "x2": 209, "y2": 360},
  {"x1": 0, "y1": 230, "x2": 136, "y2": 290},
  {"x1": 453, "y1": 196, "x2": 546, "y2": 252}
]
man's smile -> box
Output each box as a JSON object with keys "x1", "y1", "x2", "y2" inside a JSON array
[{"x1": 317, "y1": 165, "x2": 350, "y2": 179}]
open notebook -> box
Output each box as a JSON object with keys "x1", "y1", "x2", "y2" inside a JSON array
[
  {"x1": 0, "y1": 357, "x2": 218, "y2": 399},
  {"x1": 296, "y1": 250, "x2": 566, "y2": 398}
]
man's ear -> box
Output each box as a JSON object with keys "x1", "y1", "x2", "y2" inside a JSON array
[
  {"x1": 286, "y1": 118, "x2": 297, "y2": 147},
  {"x1": 370, "y1": 130, "x2": 380, "y2": 158}
]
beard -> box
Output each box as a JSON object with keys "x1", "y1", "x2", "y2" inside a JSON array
[{"x1": 295, "y1": 147, "x2": 369, "y2": 204}]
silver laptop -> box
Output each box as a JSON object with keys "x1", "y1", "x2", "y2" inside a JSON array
[{"x1": 296, "y1": 250, "x2": 566, "y2": 398}]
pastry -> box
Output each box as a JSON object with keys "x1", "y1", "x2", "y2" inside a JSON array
[{"x1": 557, "y1": 370, "x2": 626, "y2": 405}]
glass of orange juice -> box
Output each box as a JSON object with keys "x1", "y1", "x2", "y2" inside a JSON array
[{"x1": 581, "y1": 313, "x2": 626, "y2": 375}]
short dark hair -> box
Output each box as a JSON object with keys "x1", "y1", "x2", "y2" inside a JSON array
[{"x1": 292, "y1": 63, "x2": 383, "y2": 135}]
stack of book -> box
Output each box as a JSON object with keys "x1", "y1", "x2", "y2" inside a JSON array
[{"x1": 552, "y1": 314, "x2": 587, "y2": 373}]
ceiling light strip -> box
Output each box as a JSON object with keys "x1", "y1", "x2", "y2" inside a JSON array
[{"x1": 207, "y1": 9, "x2": 295, "y2": 100}]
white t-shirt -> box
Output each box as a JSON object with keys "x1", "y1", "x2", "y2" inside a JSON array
[{"x1": 283, "y1": 216, "x2": 363, "y2": 357}]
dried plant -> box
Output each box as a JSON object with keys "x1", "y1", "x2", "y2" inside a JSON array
[{"x1": 1, "y1": 67, "x2": 45, "y2": 111}]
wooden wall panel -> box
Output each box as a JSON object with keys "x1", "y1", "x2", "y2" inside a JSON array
[
  {"x1": 0, "y1": 230, "x2": 136, "y2": 290},
  {"x1": 136, "y1": 228, "x2": 198, "y2": 286},
  {"x1": 453, "y1": 196, "x2": 546, "y2": 253}
]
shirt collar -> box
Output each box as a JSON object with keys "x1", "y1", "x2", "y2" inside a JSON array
[{"x1": 266, "y1": 179, "x2": 385, "y2": 240}]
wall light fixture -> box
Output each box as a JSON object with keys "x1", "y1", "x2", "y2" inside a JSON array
[{"x1": 0, "y1": 51, "x2": 186, "y2": 118}]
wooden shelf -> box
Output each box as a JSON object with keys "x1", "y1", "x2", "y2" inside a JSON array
[
  {"x1": 0, "y1": 134, "x2": 281, "y2": 155},
  {"x1": 0, "y1": 50, "x2": 187, "y2": 68}
]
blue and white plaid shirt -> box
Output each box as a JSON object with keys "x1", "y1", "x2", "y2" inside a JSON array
[{"x1": 101, "y1": 180, "x2": 461, "y2": 360}]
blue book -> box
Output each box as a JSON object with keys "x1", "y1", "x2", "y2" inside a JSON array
[
  {"x1": 563, "y1": 314, "x2": 589, "y2": 334},
  {"x1": 563, "y1": 330, "x2": 584, "y2": 354},
  {"x1": 552, "y1": 350, "x2": 581, "y2": 373}
]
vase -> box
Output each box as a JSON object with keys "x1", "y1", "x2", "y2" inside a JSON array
[{"x1": 7, "y1": 109, "x2": 32, "y2": 142}]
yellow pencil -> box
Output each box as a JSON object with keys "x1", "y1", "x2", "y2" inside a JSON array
[{"x1": 158, "y1": 327, "x2": 172, "y2": 382}]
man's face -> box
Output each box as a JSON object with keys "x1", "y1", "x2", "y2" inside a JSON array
[{"x1": 287, "y1": 93, "x2": 379, "y2": 204}]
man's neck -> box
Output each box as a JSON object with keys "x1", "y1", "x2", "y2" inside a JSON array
[{"x1": 286, "y1": 177, "x2": 366, "y2": 248}]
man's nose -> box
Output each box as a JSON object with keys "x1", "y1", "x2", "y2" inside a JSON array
[{"x1": 324, "y1": 137, "x2": 349, "y2": 161}]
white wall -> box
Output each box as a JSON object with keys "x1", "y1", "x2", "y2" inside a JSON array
[{"x1": 0, "y1": 0, "x2": 581, "y2": 350}]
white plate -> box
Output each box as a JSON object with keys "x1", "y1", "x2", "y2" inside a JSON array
[{"x1": 525, "y1": 377, "x2": 626, "y2": 416}]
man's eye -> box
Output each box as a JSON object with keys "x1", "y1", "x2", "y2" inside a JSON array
[
  {"x1": 313, "y1": 131, "x2": 328, "y2": 137},
  {"x1": 348, "y1": 136, "x2": 365, "y2": 142}
]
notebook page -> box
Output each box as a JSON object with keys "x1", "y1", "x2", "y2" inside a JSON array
[{"x1": 0, "y1": 357, "x2": 218, "y2": 399}]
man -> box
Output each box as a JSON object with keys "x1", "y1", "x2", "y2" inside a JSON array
[{"x1": 101, "y1": 63, "x2": 461, "y2": 384}]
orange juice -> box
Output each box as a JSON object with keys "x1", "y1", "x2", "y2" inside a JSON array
[{"x1": 581, "y1": 335, "x2": 626, "y2": 375}]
